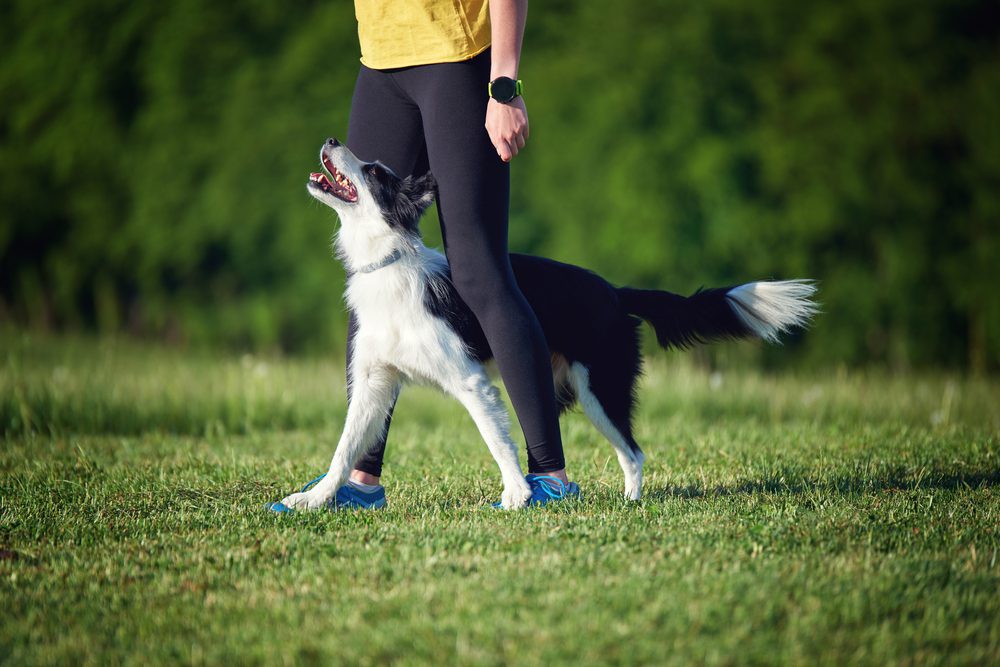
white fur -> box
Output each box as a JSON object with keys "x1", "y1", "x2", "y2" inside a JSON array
[{"x1": 726, "y1": 280, "x2": 819, "y2": 343}]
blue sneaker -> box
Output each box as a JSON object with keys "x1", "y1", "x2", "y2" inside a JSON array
[
  {"x1": 492, "y1": 474, "x2": 581, "y2": 508},
  {"x1": 332, "y1": 481, "x2": 387, "y2": 510},
  {"x1": 265, "y1": 474, "x2": 387, "y2": 513}
]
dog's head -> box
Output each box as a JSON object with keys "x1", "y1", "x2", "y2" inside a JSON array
[{"x1": 307, "y1": 138, "x2": 436, "y2": 236}]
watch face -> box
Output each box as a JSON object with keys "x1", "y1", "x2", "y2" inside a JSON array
[{"x1": 491, "y1": 77, "x2": 517, "y2": 102}]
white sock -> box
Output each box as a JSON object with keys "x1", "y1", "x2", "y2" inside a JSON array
[{"x1": 347, "y1": 479, "x2": 382, "y2": 493}]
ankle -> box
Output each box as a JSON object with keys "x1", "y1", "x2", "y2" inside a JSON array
[
  {"x1": 350, "y1": 470, "x2": 381, "y2": 486},
  {"x1": 531, "y1": 468, "x2": 569, "y2": 484}
]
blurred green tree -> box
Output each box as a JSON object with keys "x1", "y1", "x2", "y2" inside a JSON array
[{"x1": 1, "y1": 0, "x2": 997, "y2": 369}]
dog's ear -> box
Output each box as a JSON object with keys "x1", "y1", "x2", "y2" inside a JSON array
[{"x1": 404, "y1": 171, "x2": 437, "y2": 213}]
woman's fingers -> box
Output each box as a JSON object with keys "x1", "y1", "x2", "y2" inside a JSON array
[
  {"x1": 495, "y1": 127, "x2": 525, "y2": 160},
  {"x1": 495, "y1": 136, "x2": 513, "y2": 162}
]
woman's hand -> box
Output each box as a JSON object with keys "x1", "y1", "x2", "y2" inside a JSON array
[{"x1": 485, "y1": 97, "x2": 529, "y2": 162}]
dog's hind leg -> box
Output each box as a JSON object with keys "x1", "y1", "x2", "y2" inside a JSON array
[
  {"x1": 279, "y1": 362, "x2": 400, "y2": 511},
  {"x1": 446, "y1": 368, "x2": 532, "y2": 509},
  {"x1": 569, "y1": 362, "x2": 644, "y2": 501}
]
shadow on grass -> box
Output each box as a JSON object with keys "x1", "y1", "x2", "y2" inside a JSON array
[{"x1": 647, "y1": 467, "x2": 1000, "y2": 501}]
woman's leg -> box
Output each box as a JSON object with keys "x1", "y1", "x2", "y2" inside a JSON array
[
  {"x1": 344, "y1": 65, "x2": 428, "y2": 481},
  {"x1": 396, "y1": 52, "x2": 566, "y2": 475}
]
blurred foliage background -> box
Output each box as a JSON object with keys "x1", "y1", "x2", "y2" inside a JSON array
[{"x1": 1, "y1": 0, "x2": 997, "y2": 370}]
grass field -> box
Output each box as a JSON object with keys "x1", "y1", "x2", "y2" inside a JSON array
[{"x1": 2, "y1": 333, "x2": 998, "y2": 665}]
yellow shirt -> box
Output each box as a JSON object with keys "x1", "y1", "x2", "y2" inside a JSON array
[{"x1": 355, "y1": 0, "x2": 491, "y2": 70}]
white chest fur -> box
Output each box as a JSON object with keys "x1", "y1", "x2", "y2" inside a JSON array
[{"x1": 344, "y1": 248, "x2": 471, "y2": 385}]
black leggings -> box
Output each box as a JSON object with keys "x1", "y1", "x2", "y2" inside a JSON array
[{"x1": 346, "y1": 49, "x2": 565, "y2": 476}]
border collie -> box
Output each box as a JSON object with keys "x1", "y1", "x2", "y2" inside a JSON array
[{"x1": 277, "y1": 138, "x2": 817, "y2": 510}]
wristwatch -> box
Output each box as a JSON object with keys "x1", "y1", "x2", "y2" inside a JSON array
[{"x1": 488, "y1": 76, "x2": 523, "y2": 103}]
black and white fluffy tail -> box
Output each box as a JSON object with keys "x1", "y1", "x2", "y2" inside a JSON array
[{"x1": 618, "y1": 280, "x2": 818, "y2": 349}]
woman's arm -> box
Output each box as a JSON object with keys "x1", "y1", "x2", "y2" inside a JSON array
[{"x1": 485, "y1": 0, "x2": 529, "y2": 162}]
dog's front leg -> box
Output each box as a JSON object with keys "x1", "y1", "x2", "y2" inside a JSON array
[
  {"x1": 279, "y1": 363, "x2": 399, "y2": 511},
  {"x1": 449, "y1": 370, "x2": 532, "y2": 509}
]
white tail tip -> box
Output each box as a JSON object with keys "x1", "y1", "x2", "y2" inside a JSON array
[{"x1": 726, "y1": 280, "x2": 819, "y2": 344}]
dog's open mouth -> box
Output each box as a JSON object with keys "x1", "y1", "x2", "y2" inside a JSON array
[{"x1": 310, "y1": 155, "x2": 358, "y2": 203}]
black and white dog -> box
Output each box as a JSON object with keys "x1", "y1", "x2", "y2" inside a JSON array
[{"x1": 278, "y1": 138, "x2": 817, "y2": 510}]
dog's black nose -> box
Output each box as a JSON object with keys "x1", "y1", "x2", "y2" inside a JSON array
[{"x1": 327, "y1": 137, "x2": 341, "y2": 147}]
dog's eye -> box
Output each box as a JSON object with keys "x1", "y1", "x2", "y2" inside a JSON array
[{"x1": 366, "y1": 164, "x2": 381, "y2": 177}]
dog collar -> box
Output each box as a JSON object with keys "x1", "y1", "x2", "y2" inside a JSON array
[{"x1": 358, "y1": 248, "x2": 403, "y2": 274}]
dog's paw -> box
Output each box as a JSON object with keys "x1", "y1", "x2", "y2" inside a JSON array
[
  {"x1": 624, "y1": 457, "x2": 644, "y2": 501},
  {"x1": 278, "y1": 489, "x2": 331, "y2": 511},
  {"x1": 500, "y1": 481, "x2": 533, "y2": 510},
  {"x1": 624, "y1": 471, "x2": 643, "y2": 501}
]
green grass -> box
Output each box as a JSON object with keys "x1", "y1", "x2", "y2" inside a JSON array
[{"x1": 2, "y1": 333, "x2": 998, "y2": 666}]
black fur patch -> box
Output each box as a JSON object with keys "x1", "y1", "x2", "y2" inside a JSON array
[
  {"x1": 362, "y1": 162, "x2": 436, "y2": 234},
  {"x1": 423, "y1": 269, "x2": 492, "y2": 361},
  {"x1": 617, "y1": 285, "x2": 749, "y2": 349}
]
